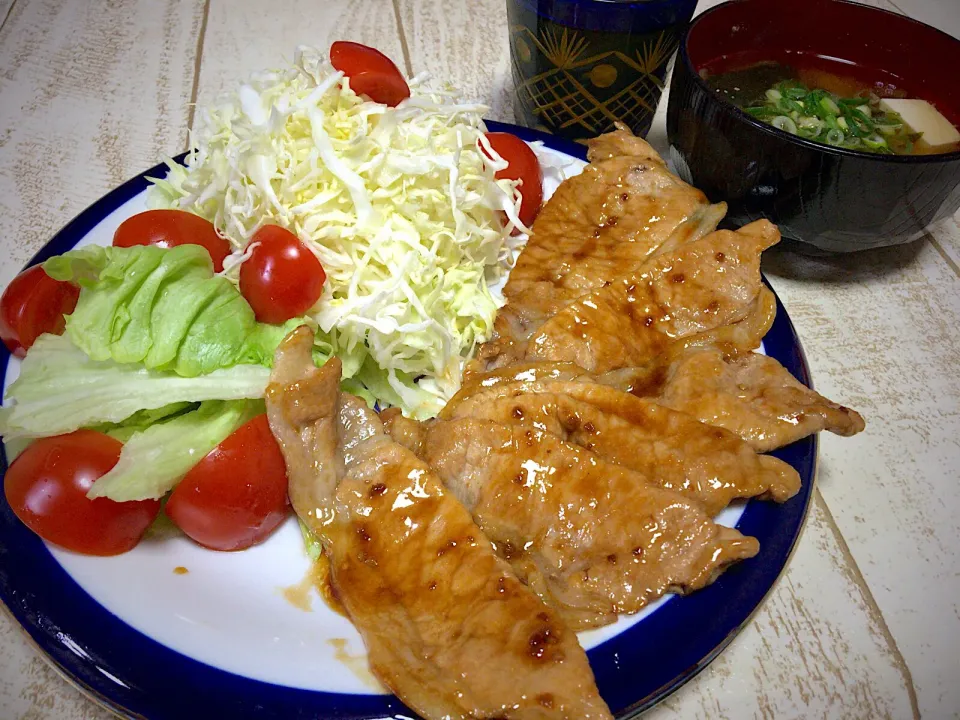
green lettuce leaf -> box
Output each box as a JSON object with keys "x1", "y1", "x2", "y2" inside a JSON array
[
  {"x1": 92, "y1": 402, "x2": 198, "y2": 442},
  {"x1": 0, "y1": 334, "x2": 269, "y2": 439},
  {"x1": 43, "y1": 244, "x2": 303, "y2": 377},
  {"x1": 88, "y1": 400, "x2": 260, "y2": 502}
]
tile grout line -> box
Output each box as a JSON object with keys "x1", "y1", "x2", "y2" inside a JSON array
[
  {"x1": 928, "y1": 233, "x2": 960, "y2": 279},
  {"x1": 0, "y1": 0, "x2": 18, "y2": 37},
  {"x1": 814, "y1": 490, "x2": 921, "y2": 719},
  {"x1": 391, "y1": 0, "x2": 414, "y2": 78},
  {"x1": 184, "y1": 0, "x2": 212, "y2": 151}
]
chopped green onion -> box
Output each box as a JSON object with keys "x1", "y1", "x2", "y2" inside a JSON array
[
  {"x1": 783, "y1": 84, "x2": 807, "y2": 100},
  {"x1": 744, "y1": 79, "x2": 920, "y2": 155},
  {"x1": 781, "y1": 98, "x2": 806, "y2": 114},
  {"x1": 744, "y1": 106, "x2": 778, "y2": 120},
  {"x1": 825, "y1": 129, "x2": 845, "y2": 145},
  {"x1": 847, "y1": 108, "x2": 874, "y2": 135},
  {"x1": 820, "y1": 96, "x2": 841, "y2": 116},
  {"x1": 803, "y1": 88, "x2": 826, "y2": 111},
  {"x1": 772, "y1": 115, "x2": 798, "y2": 134}
]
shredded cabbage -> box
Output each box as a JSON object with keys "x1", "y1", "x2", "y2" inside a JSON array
[{"x1": 148, "y1": 47, "x2": 524, "y2": 418}]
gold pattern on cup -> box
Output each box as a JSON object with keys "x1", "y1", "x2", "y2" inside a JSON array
[{"x1": 510, "y1": 22, "x2": 679, "y2": 139}]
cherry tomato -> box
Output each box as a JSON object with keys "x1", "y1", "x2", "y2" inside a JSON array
[
  {"x1": 4, "y1": 431, "x2": 161, "y2": 556},
  {"x1": 113, "y1": 210, "x2": 231, "y2": 272},
  {"x1": 483, "y1": 132, "x2": 544, "y2": 227},
  {"x1": 165, "y1": 415, "x2": 289, "y2": 551},
  {"x1": 330, "y1": 41, "x2": 410, "y2": 107},
  {"x1": 0, "y1": 265, "x2": 80, "y2": 358},
  {"x1": 239, "y1": 225, "x2": 326, "y2": 324}
]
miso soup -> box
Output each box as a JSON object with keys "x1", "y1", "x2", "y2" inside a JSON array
[{"x1": 701, "y1": 54, "x2": 960, "y2": 156}]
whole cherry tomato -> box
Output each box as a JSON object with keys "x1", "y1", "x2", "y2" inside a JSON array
[
  {"x1": 4, "y1": 430, "x2": 161, "y2": 556},
  {"x1": 239, "y1": 225, "x2": 326, "y2": 324},
  {"x1": 113, "y1": 209, "x2": 231, "y2": 272},
  {"x1": 0, "y1": 265, "x2": 80, "y2": 357},
  {"x1": 165, "y1": 415, "x2": 289, "y2": 551},
  {"x1": 483, "y1": 132, "x2": 544, "y2": 227},
  {"x1": 330, "y1": 41, "x2": 410, "y2": 107}
]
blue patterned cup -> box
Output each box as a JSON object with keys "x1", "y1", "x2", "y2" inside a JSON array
[{"x1": 507, "y1": 0, "x2": 698, "y2": 141}]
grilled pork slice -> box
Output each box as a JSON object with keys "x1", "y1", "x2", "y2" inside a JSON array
[
  {"x1": 484, "y1": 220, "x2": 780, "y2": 375},
  {"x1": 378, "y1": 406, "x2": 427, "y2": 457},
  {"x1": 660, "y1": 284, "x2": 778, "y2": 362},
  {"x1": 465, "y1": 283, "x2": 774, "y2": 410},
  {"x1": 476, "y1": 128, "x2": 722, "y2": 370},
  {"x1": 265, "y1": 328, "x2": 612, "y2": 720},
  {"x1": 497, "y1": 284, "x2": 777, "y2": 406},
  {"x1": 653, "y1": 347, "x2": 866, "y2": 451},
  {"x1": 440, "y1": 379, "x2": 800, "y2": 516},
  {"x1": 420, "y1": 417, "x2": 759, "y2": 630},
  {"x1": 574, "y1": 283, "x2": 772, "y2": 412},
  {"x1": 584, "y1": 122, "x2": 668, "y2": 163},
  {"x1": 447, "y1": 361, "x2": 593, "y2": 416}
]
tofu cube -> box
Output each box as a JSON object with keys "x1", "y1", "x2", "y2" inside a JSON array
[{"x1": 879, "y1": 98, "x2": 960, "y2": 148}]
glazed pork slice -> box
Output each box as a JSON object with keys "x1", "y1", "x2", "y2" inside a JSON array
[
  {"x1": 266, "y1": 328, "x2": 612, "y2": 720},
  {"x1": 587, "y1": 284, "x2": 778, "y2": 397},
  {"x1": 447, "y1": 361, "x2": 593, "y2": 416},
  {"x1": 584, "y1": 123, "x2": 668, "y2": 163},
  {"x1": 420, "y1": 417, "x2": 760, "y2": 630},
  {"x1": 663, "y1": 284, "x2": 777, "y2": 361},
  {"x1": 652, "y1": 347, "x2": 866, "y2": 452},
  {"x1": 477, "y1": 128, "x2": 722, "y2": 369},
  {"x1": 485, "y1": 220, "x2": 780, "y2": 374},
  {"x1": 378, "y1": 406, "x2": 428, "y2": 457},
  {"x1": 462, "y1": 284, "x2": 775, "y2": 409},
  {"x1": 441, "y1": 379, "x2": 800, "y2": 516}
]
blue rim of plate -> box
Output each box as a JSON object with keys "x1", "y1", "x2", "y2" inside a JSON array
[{"x1": 0, "y1": 119, "x2": 815, "y2": 720}]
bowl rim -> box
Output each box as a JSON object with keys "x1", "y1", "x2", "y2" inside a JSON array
[
  {"x1": 678, "y1": 0, "x2": 960, "y2": 164},
  {"x1": 511, "y1": 0, "x2": 693, "y2": 11}
]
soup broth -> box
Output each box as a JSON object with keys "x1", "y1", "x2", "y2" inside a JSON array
[{"x1": 702, "y1": 52, "x2": 960, "y2": 156}]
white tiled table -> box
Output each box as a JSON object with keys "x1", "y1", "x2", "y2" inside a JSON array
[{"x1": 1, "y1": 1, "x2": 958, "y2": 718}]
